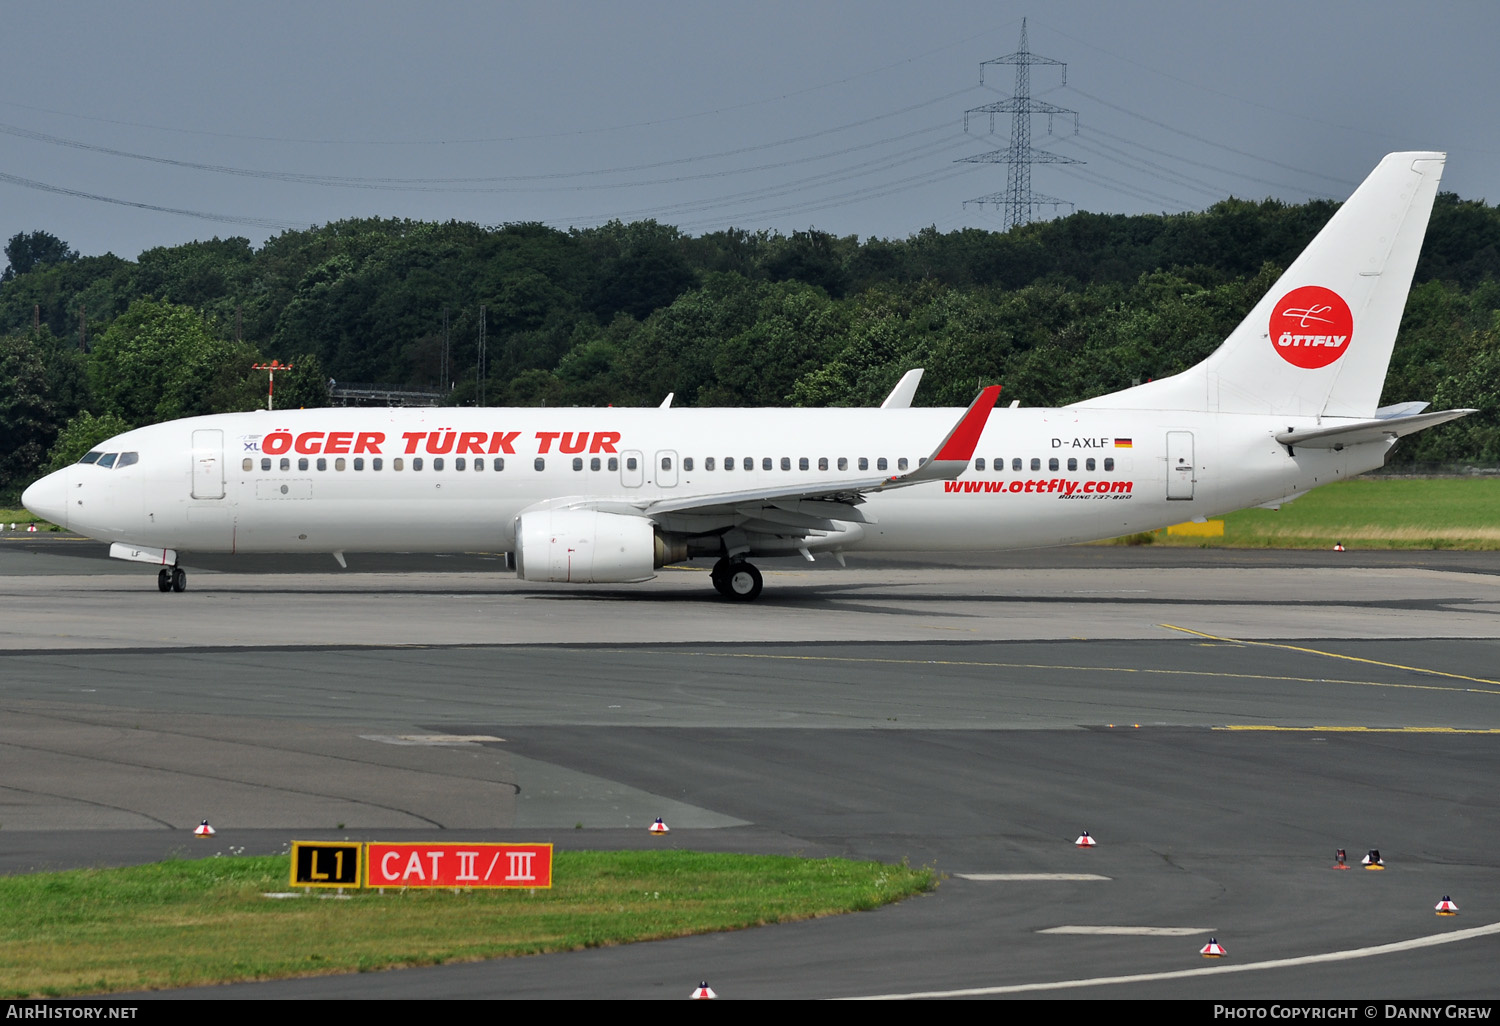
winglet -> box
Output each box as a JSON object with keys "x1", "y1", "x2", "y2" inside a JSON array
[
  {"x1": 934, "y1": 385, "x2": 1001, "y2": 461},
  {"x1": 883, "y1": 385, "x2": 1000, "y2": 487},
  {"x1": 879, "y1": 368, "x2": 925, "y2": 409}
]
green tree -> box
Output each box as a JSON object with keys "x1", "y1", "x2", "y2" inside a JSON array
[
  {"x1": 89, "y1": 298, "x2": 258, "y2": 424},
  {"x1": 2, "y1": 230, "x2": 78, "y2": 282},
  {"x1": 0, "y1": 331, "x2": 64, "y2": 496}
]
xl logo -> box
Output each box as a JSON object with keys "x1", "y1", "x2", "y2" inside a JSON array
[{"x1": 1269, "y1": 286, "x2": 1353, "y2": 369}]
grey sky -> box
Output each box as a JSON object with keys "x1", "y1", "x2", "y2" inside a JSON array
[{"x1": 3, "y1": 1, "x2": 1497, "y2": 262}]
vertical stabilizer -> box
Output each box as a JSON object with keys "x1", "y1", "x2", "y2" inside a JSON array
[{"x1": 1078, "y1": 152, "x2": 1444, "y2": 417}]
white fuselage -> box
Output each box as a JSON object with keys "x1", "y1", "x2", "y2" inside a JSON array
[{"x1": 35, "y1": 405, "x2": 1382, "y2": 560}]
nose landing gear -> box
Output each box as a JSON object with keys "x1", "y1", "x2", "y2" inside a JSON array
[{"x1": 157, "y1": 567, "x2": 187, "y2": 593}]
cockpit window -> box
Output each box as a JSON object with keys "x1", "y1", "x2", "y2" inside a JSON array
[
  {"x1": 116, "y1": 452, "x2": 139, "y2": 469},
  {"x1": 97, "y1": 453, "x2": 118, "y2": 469},
  {"x1": 79, "y1": 451, "x2": 103, "y2": 465}
]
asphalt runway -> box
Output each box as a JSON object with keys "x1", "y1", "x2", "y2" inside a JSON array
[{"x1": 1, "y1": 533, "x2": 1498, "y2": 999}]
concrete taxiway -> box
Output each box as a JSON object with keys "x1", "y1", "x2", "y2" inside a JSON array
[{"x1": 1, "y1": 533, "x2": 1498, "y2": 999}]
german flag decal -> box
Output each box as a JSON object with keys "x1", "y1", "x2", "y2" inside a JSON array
[{"x1": 1114, "y1": 438, "x2": 1133, "y2": 448}]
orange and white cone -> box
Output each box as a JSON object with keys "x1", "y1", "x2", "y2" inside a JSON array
[
  {"x1": 691, "y1": 981, "x2": 717, "y2": 999},
  {"x1": 193, "y1": 819, "x2": 216, "y2": 838},
  {"x1": 649, "y1": 817, "x2": 670, "y2": 835},
  {"x1": 1075, "y1": 830, "x2": 1096, "y2": 848},
  {"x1": 1435, "y1": 896, "x2": 1459, "y2": 916},
  {"x1": 1200, "y1": 937, "x2": 1227, "y2": 958},
  {"x1": 1362, "y1": 849, "x2": 1384, "y2": 870},
  {"x1": 1333, "y1": 542, "x2": 1345, "y2": 551}
]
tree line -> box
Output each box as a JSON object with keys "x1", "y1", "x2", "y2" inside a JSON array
[{"x1": 2, "y1": 191, "x2": 1499, "y2": 501}]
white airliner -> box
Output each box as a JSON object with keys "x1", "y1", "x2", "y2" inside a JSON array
[{"x1": 22, "y1": 152, "x2": 1472, "y2": 600}]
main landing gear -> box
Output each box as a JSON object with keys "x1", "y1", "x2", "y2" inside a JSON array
[
  {"x1": 156, "y1": 567, "x2": 187, "y2": 593},
  {"x1": 710, "y1": 557, "x2": 763, "y2": 602}
]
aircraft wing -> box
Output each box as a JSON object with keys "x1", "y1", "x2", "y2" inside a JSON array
[
  {"x1": 638, "y1": 384, "x2": 999, "y2": 518},
  {"x1": 1276, "y1": 408, "x2": 1475, "y2": 450},
  {"x1": 524, "y1": 386, "x2": 999, "y2": 532}
]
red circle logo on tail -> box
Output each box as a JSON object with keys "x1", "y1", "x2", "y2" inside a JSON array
[{"x1": 1269, "y1": 286, "x2": 1353, "y2": 369}]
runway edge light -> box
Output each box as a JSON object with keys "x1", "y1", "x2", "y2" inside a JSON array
[
  {"x1": 194, "y1": 819, "x2": 215, "y2": 838},
  {"x1": 1436, "y1": 896, "x2": 1459, "y2": 916},
  {"x1": 691, "y1": 981, "x2": 717, "y2": 999},
  {"x1": 1333, "y1": 848, "x2": 1349, "y2": 870},
  {"x1": 1200, "y1": 938, "x2": 1227, "y2": 958},
  {"x1": 1075, "y1": 830, "x2": 1096, "y2": 848},
  {"x1": 650, "y1": 817, "x2": 670, "y2": 835}
]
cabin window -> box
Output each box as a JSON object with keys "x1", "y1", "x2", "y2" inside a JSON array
[
  {"x1": 817, "y1": 457, "x2": 828, "y2": 471},
  {"x1": 472, "y1": 458, "x2": 481, "y2": 471},
  {"x1": 496, "y1": 458, "x2": 506, "y2": 470},
  {"x1": 354, "y1": 458, "x2": 364, "y2": 471},
  {"x1": 79, "y1": 451, "x2": 103, "y2": 465},
  {"x1": 393, "y1": 458, "x2": 404, "y2": 471},
  {"x1": 261, "y1": 458, "x2": 272, "y2": 471},
  {"x1": 858, "y1": 457, "x2": 868, "y2": 471},
  {"x1": 1030, "y1": 458, "x2": 1041, "y2": 471},
  {"x1": 705, "y1": 457, "x2": 716, "y2": 471},
  {"x1": 837, "y1": 457, "x2": 847, "y2": 471},
  {"x1": 1086, "y1": 458, "x2": 1095, "y2": 471},
  {"x1": 455, "y1": 458, "x2": 466, "y2": 471},
  {"x1": 1067, "y1": 458, "x2": 1077, "y2": 471},
  {"x1": 763, "y1": 457, "x2": 773, "y2": 471},
  {"x1": 898, "y1": 458, "x2": 909, "y2": 471},
  {"x1": 299, "y1": 457, "x2": 310, "y2": 471},
  {"x1": 591, "y1": 457, "x2": 601, "y2": 471},
  {"x1": 723, "y1": 457, "x2": 734, "y2": 470},
  {"x1": 604, "y1": 457, "x2": 614, "y2": 471},
  {"x1": 626, "y1": 456, "x2": 637, "y2": 471},
  {"x1": 373, "y1": 458, "x2": 384, "y2": 471},
  {"x1": 534, "y1": 458, "x2": 545, "y2": 471},
  {"x1": 1104, "y1": 458, "x2": 1115, "y2": 472},
  {"x1": 1012, "y1": 458, "x2": 1022, "y2": 471},
  {"x1": 661, "y1": 456, "x2": 672, "y2": 471},
  {"x1": 242, "y1": 458, "x2": 253, "y2": 472},
  {"x1": 280, "y1": 458, "x2": 290, "y2": 471},
  {"x1": 412, "y1": 458, "x2": 423, "y2": 471},
  {"x1": 876, "y1": 457, "x2": 887, "y2": 471},
  {"x1": 335, "y1": 458, "x2": 346, "y2": 471},
  {"x1": 317, "y1": 458, "x2": 328, "y2": 471},
  {"x1": 684, "y1": 457, "x2": 694, "y2": 471},
  {"x1": 433, "y1": 458, "x2": 444, "y2": 471},
  {"x1": 1049, "y1": 458, "x2": 1059, "y2": 471},
  {"x1": 975, "y1": 458, "x2": 986, "y2": 471},
  {"x1": 572, "y1": 457, "x2": 583, "y2": 471},
  {"x1": 799, "y1": 457, "x2": 810, "y2": 470}
]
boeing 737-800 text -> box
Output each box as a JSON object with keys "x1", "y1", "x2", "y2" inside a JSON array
[{"x1": 22, "y1": 152, "x2": 1472, "y2": 600}]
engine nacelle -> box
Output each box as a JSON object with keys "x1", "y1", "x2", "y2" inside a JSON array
[{"x1": 514, "y1": 509, "x2": 658, "y2": 583}]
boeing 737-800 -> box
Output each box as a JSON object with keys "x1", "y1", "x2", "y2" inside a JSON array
[{"x1": 21, "y1": 152, "x2": 1472, "y2": 600}]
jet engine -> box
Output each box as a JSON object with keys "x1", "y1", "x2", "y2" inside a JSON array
[{"x1": 514, "y1": 509, "x2": 683, "y2": 583}]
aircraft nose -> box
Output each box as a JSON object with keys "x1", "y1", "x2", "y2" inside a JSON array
[{"x1": 21, "y1": 469, "x2": 68, "y2": 530}]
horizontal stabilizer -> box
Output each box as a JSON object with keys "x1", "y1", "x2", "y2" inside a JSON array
[{"x1": 1276, "y1": 408, "x2": 1475, "y2": 450}]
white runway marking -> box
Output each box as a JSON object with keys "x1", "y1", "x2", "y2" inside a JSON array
[
  {"x1": 1038, "y1": 926, "x2": 1214, "y2": 936},
  {"x1": 956, "y1": 873, "x2": 1111, "y2": 881},
  {"x1": 844, "y1": 921, "x2": 1500, "y2": 999}
]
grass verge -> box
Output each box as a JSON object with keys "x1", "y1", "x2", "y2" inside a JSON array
[
  {"x1": 0, "y1": 851, "x2": 931, "y2": 997},
  {"x1": 1114, "y1": 477, "x2": 1500, "y2": 549}
]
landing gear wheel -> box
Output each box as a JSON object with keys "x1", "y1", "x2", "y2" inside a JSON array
[
  {"x1": 170, "y1": 567, "x2": 187, "y2": 593},
  {"x1": 157, "y1": 569, "x2": 172, "y2": 593},
  {"x1": 723, "y1": 561, "x2": 763, "y2": 602},
  {"x1": 710, "y1": 557, "x2": 732, "y2": 597}
]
